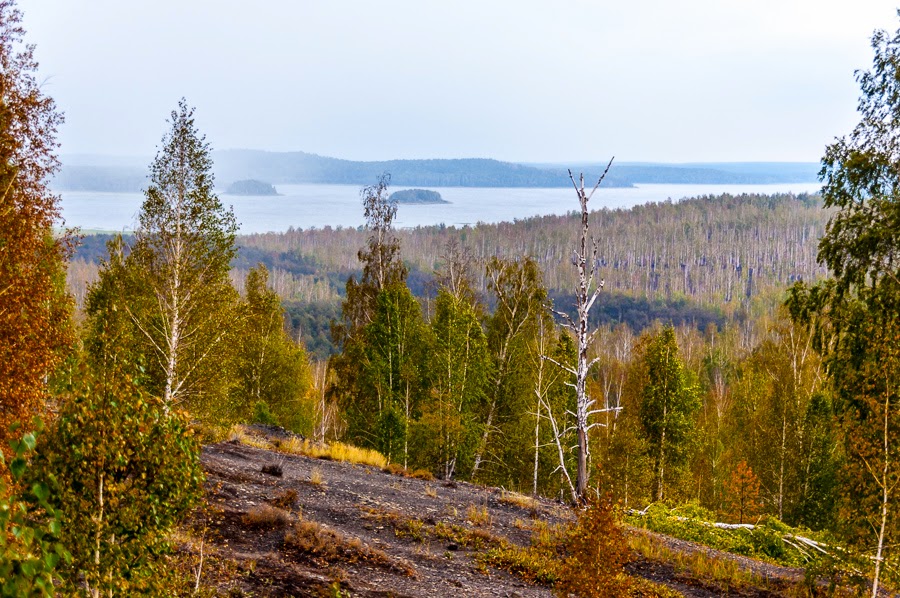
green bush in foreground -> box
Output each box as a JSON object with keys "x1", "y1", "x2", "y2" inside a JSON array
[
  {"x1": 0, "y1": 422, "x2": 70, "y2": 597},
  {"x1": 33, "y1": 364, "x2": 203, "y2": 596}
]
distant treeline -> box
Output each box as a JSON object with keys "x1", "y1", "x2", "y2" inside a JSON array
[{"x1": 67, "y1": 192, "x2": 827, "y2": 359}]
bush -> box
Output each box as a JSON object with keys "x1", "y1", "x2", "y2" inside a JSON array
[
  {"x1": 252, "y1": 400, "x2": 280, "y2": 427},
  {"x1": 555, "y1": 496, "x2": 632, "y2": 597},
  {"x1": 0, "y1": 422, "x2": 70, "y2": 597},
  {"x1": 32, "y1": 366, "x2": 203, "y2": 595}
]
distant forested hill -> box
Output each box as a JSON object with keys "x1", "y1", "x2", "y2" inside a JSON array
[
  {"x1": 209, "y1": 150, "x2": 632, "y2": 188},
  {"x1": 527, "y1": 161, "x2": 821, "y2": 184},
  {"x1": 54, "y1": 151, "x2": 819, "y2": 192}
]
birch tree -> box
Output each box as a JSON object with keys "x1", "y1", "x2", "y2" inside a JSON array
[
  {"x1": 234, "y1": 264, "x2": 313, "y2": 433},
  {"x1": 787, "y1": 18, "x2": 900, "y2": 595},
  {"x1": 422, "y1": 287, "x2": 489, "y2": 479},
  {"x1": 544, "y1": 162, "x2": 617, "y2": 502},
  {"x1": 472, "y1": 256, "x2": 547, "y2": 481},
  {"x1": 90, "y1": 100, "x2": 240, "y2": 419}
]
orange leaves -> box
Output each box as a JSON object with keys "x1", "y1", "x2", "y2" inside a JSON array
[
  {"x1": 0, "y1": 1, "x2": 73, "y2": 450},
  {"x1": 723, "y1": 460, "x2": 761, "y2": 525}
]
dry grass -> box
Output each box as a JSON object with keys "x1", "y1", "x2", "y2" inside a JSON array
[
  {"x1": 407, "y1": 468, "x2": 434, "y2": 480},
  {"x1": 228, "y1": 426, "x2": 389, "y2": 468},
  {"x1": 242, "y1": 504, "x2": 293, "y2": 529},
  {"x1": 382, "y1": 463, "x2": 434, "y2": 480},
  {"x1": 309, "y1": 467, "x2": 325, "y2": 486},
  {"x1": 279, "y1": 437, "x2": 388, "y2": 468},
  {"x1": 270, "y1": 489, "x2": 298, "y2": 510},
  {"x1": 283, "y1": 520, "x2": 415, "y2": 577},
  {"x1": 228, "y1": 425, "x2": 273, "y2": 450},
  {"x1": 467, "y1": 504, "x2": 492, "y2": 528},
  {"x1": 499, "y1": 490, "x2": 540, "y2": 511}
]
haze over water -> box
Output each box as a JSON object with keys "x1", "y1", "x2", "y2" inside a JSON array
[{"x1": 59, "y1": 182, "x2": 823, "y2": 235}]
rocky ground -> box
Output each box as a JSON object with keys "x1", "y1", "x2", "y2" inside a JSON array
[{"x1": 173, "y1": 427, "x2": 838, "y2": 597}]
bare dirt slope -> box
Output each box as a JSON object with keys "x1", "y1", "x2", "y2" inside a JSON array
[{"x1": 178, "y1": 428, "x2": 814, "y2": 597}]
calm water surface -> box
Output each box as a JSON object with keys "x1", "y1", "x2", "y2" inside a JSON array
[{"x1": 58, "y1": 182, "x2": 823, "y2": 234}]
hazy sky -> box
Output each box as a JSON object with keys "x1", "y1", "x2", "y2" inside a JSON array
[{"x1": 18, "y1": 1, "x2": 900, "y2": 163}]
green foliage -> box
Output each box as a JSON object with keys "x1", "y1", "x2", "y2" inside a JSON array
[
  {"x1": 252, "y1": 400, "x2": 280, "y2": 426},
  {"x1": 787, "y1": 17, "x2": 900, "y2": 594},
  {"x1": 0, "y1": 422, "x2": 70, "y2": 597},
  {"x1": 638, "y1": 325, "x2": 701, "y2": 502},
  {"x1": 235, "y1": 264, "x2": 313, "y2": 434},
  {"x1": 476, "y1": 256, "x2": 548, "y2": 486},
  {"x1": 627, "y1": 503, "x2": 824, "y2": 568},
  {"x1": 121, "y1": 100, "x2": 241, "y2": 421},
  {"x1": 32, "y1": 357, "x2": 203, "y2": 595},
  {"x1": 360, "y1": 283, "x2": 429, "y2": 465},
  {"x1": 413, "y1": 287, "x2": 489, "y2": 478}
]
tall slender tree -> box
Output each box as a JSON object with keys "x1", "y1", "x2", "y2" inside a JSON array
[
  {"x1": 0, "y1": 0, "x2": 73, "y2": 443},
  {"x1": 545, "y1": 162, "x2": 616, "y2": 501},
  {"x1": 234, "y1": 264, "x2": 313, "y2": 433},
  {"x1": 473, "y1": 256, "x2": 547, "y2": 484},
  {"x1": 639, "y1": 325, "x2": 701, "y2": 502},
  {"x1": 99, "y1": 100, "x2": 240, "y2": 419},
  {"x1": 422, "y1": 284, "x2": 489, "y2": 479},
  {"x1": 331, "y1": 173, "x2": 413, "y2": 452},
  {"x1": 787, "y1": 17, "x2": 900, "y2": 595}
]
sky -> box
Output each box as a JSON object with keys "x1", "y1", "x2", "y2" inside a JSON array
[{"x1": 17, "y1": 0, "x2": 900, "y2": 164}]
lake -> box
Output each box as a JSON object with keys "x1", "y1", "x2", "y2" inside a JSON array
[{"x1": 58, "y1": 182, "x2": 824, "y2": 234}]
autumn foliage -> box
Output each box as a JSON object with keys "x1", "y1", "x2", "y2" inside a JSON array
[
  {"x1": 554, "y1": 495, "x2": 632, "y2": 597},
  {"x1": 724, "y1": 460, "x2": 761, "y2": 524},
  {"x1": 0, "y1": 0, "x2": 73, "y2": 446}
]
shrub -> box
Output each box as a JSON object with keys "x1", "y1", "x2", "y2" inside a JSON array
[
  {"x1": 242, "y1": 504, "x2": 292, "y2": 529},
  {"x1": 554, "y1": 496, "x2": 632, "y2": 597},
  {"x1": 252, "y1": 400, "x2": 280, "y2": 427},
  {"x1": 271, "y1": 489, "x2": 298, "y2": 509},
  {"x1": 0, "y1": 422, "x2": 70, "y2": 597},
  {"x1": 33, "y1": 365, "x2": 203, "y2": 595}
]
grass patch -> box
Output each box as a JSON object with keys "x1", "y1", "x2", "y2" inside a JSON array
[
  {"x1": 229, "y1": 425, "x2": 389, "y2": 468},
  {"x1": 228, "y1": 425, "x2": 273, "y2": 450},
  {"x1": 467, "y1": 504, "x2": 492, "y2": 527},
  {"x1": 476, "y1": 543, "x2": 559, "y2": 585},
  {"x1": 283, "y1": 520, "x2": 414, "y2": 577},
  {"x1": 499, "y1": 490, "x2": 540, "y2": 511},
  {"x1": 242, "y1": 504, "x2": 292, "y2": 529},
  {"x1": 309, "y1": 467, "x2": 325, "y2": 486},
  {"x1": 628, "y1": 529, "x2": 786, "y2": 594}
]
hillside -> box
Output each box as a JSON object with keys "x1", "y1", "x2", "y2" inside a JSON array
[
  {"x1": 179, "y1": 425, "x2": 813, "y2": 597},
  {"x1": 53, "y1": 152, "x2": 819, "y2": 192}
]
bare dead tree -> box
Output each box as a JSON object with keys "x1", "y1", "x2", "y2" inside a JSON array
[{"x1": 543, "y1": 158, "x2": 621, "y2": 502}]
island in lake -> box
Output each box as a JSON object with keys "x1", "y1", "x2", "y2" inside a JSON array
[
  {"x1": 389, "y1": 188, "x2": 449, "y2": 204},
  {"x1": 224, "y1": 179, "x2": 280, "y2": 196}
]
